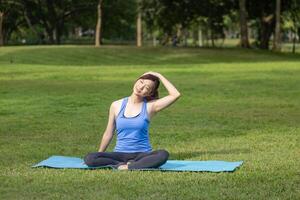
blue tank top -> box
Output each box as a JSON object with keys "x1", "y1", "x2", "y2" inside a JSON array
[{"x1": 114, "y1": 97, "x2": 152, "y2": 153}]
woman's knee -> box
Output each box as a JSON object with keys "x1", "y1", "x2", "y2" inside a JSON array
[
  {"x1": 84, "y1": 153, "x2": 97, "y2": 167},
  {"x1": 157, "y1": 149, "x2": 169, "y2": 161}
]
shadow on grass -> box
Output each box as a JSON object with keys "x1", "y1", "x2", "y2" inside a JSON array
[
  {"x1": 1, "y1": 46, "x2": 300, "y2": 66},
  {"x1": 170, "y1": 148, "x2": 250, "y2": 160}
]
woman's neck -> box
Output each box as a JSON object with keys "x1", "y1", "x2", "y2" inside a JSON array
[{"x1": 129, "y1": 93, "x2": 143, "y2": 104}]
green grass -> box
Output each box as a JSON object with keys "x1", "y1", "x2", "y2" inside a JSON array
[{"x1": 0, "y1": 45, "x2": 299, "y2": 199}]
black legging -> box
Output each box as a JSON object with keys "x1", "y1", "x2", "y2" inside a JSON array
[{"x1": 84, "y1": 149, "x2": 169, "y2": 170}]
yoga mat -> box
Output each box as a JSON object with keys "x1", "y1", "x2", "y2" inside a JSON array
[{"x1": 33, "y1": 156, "x2": 243, "y2": 172}]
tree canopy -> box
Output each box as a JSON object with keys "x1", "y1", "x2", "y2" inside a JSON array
[{"x1": 0, "y1": 0, "x2": 299, "y2": 52}]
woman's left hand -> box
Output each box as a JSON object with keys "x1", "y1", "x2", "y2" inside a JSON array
[{"x1": 142, "y1": 71, "x2": 161, "y2": 78}]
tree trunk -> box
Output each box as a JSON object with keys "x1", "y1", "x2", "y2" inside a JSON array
[
  {"x1": 55, "y1": 21, "x2": 63, "y2": 44},
  {"x1": 95, "y1": 0, "x2": 103, "y2": 47},
  {"x1": 259, "y1": 14, "x2": 274, "y2": 49},
  {"x1": 183, "y1": 28, "x2": 188, "y2": 47},
  {"x1": 192, "y1": 29, "x2": 197, "y2": 47},
  {"x1": 55, "y1": 20, "x2": 64, "y2": 44},
  {"x1": 239, "y1": 0, "x2": 250, "y2": 48},
  {"x1": 292, "y1": 32, "x2": 296, "y2": 54},
  {"x1": 42, "y1": 22, "x2": 55, "y2": 44},
  {"x1": 198, "y1": 26, "x2": 203, "y2": 47},
  {"x1": 292, "y1": 15, "x2": 299, "y2": 54},
  {"x1": 136, "y1": 10, "x2": 142, "y2": 47},
  {"x1": 24, "y1": 10, "x2": 45, "y2": 44},
  {"x1": 211, "y1": 30, "x2": 215, "y2": 47},
  {"x1": 176, "y1": 25, "x2": 181, "y2": 39},
  {"x1": 272, "y1": 0, "x2": 281, "y2": 51},
  {"x1": 160, "y1": 34, "x2": 170, "y2": 46},
  {"x1": 48, "y1": 31, "x2": 55, "y2": 44},
  {"x1": 0, "y1": 12, "x2": 4, "y2": 46},
  {"x1": 152, "y1": 32, "x2": 157, "y2": 46}
]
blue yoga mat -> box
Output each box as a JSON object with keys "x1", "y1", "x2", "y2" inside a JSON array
[{"x1": 33, "y1": 156, "x2": 243, "y2": 172}]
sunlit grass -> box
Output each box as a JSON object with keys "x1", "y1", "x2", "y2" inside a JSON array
[{"x1": 0, "y1": 46, "x2": 299, "y2": 199}]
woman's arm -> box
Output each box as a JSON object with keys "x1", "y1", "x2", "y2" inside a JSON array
[
  {"x1": 98, "y1": 103, "x2": 116, "y2": 152},
  {"x1": 146, "y1": 72, "x2": 181, "y2": 114}
]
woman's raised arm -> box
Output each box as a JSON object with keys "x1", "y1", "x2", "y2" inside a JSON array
[{"x1": 146, "y1": 72, "x2": 181, "y2": 114}]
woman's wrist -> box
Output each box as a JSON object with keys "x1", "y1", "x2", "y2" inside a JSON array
[
  {"x1": 142, "y1": 71, "x2": 162, "y2": 79},
  {"x1": 155, "y1": 72, "x2": 162, "y2": 79}
]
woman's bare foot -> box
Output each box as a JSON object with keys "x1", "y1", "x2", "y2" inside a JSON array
[{"x1": 117, "y1": 164, "x2": 128, "y2": 170}]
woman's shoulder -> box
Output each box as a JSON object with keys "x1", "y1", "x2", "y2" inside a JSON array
[
  {"x1": 111, "y1": 97, "x2": 127, "y2": 112},
  {"x1": 112, "y1": 97, "x2": 127, "y2": 105}
]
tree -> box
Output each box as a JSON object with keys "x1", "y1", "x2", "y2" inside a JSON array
[
  {"x1": 0, "y1": 0, "x2": 24, "y2": 46},
  {"x1": 287, "y1": 0, "x2": 300, "y2": 53},
  {"x1": 20, "y1": 0, "x2": 97, "y2": 44},
  {"x1": 141, "y1": 0, "x2": 234, "y2": 46},
  {"x1": 272, "y1": 0, "x2": 281, "y2": 51},
  {"x1": 252, "y1": 2, "x2": 275, "y2": 49},
  {"x1": 204, "y1": 0, "x2": 233, "y2": 47},
  {"x1": 239, "y1": 0, "x2": 250, "y2": 48},
  {"x1": 136, "y1": 5, "x2": 142, "y2": 47},
  {"x1": 0, "y1": 10, "x2": 3, "y2": 46},
  {"x1": 282, "y1": 0, "x2": 300, "y2": 53},
  {"x1": 247, "y1": 0, "x2": 292, "y2": 50},
  {"x1": 101, "y1": 0, "x2": 137, "y2": 42},
  {"x1": 141, "y1": 0, "x2": 182, "y2": 44},
  {"x1": 95, "y1": 0, "x2": 103, "y2": 47}
]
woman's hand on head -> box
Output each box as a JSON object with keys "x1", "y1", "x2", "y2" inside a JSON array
[{"x1": 142, "y1": 71, "x2": 161, "y2": 78}]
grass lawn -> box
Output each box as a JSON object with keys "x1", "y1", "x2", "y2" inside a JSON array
[{"x1": 0, "y1": 45, "x2": 299, "y2": 199}]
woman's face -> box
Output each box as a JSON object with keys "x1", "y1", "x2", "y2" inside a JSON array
[{"x1": 133, "y1": 79, "x2": 155, "y2": 97}]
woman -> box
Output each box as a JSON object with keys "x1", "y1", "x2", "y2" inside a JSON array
[{"x1": 84, "y1": 71, "x2": 181, "y2": 170}]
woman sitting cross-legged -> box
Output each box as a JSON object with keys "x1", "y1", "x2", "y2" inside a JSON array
[{"x1": 84, "y1": 71, "x2": 181, "y2": 170}]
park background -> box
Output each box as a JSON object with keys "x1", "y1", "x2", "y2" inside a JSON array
[{"x1": 1, "y1": 0, "x2": 300, "y2": 199}]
